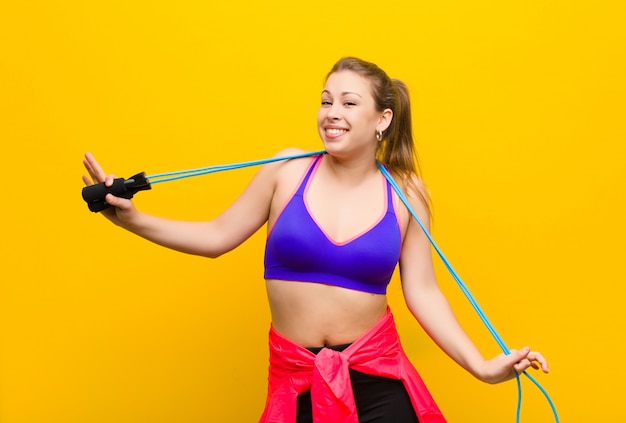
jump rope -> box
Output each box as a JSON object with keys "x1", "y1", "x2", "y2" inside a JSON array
[{"x1": 82, "y1": 150, "x2": 559, "y2": 422}]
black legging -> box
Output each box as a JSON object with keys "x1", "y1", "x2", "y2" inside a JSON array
[{"x1": 296, "y1": 344, "x2": 420, "y2": 423}]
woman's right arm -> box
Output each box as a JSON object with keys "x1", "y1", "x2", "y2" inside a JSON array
[{"x1": 82, "y1": 152, "x2": 278, "y2": 258}]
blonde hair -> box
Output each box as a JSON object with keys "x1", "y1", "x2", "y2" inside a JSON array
[{"x1": 327, "y1": 57, "x2": 430, "y2": 210}]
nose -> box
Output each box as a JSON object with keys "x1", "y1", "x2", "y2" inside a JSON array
[{"x1": 327, "y1": 103, "x2": 341, "y2": 120}]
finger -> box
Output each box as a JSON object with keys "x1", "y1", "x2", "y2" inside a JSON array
[
  {"x1": 83, "y1": 152, "x2": 106, "y2": 183},
  {"x1": 104, "y1": 174, "x2": 118, "y2": 187},
  {"x1": 525, "y1": 360, "x2": 540, "y2": 371},
  {"x1": 82, "y1": 161, "x2": 96, "y2": 184},
  {"x1": 503, "y1": 347, "x2": 529, "y2": 375},
  {"x1": 514, "y1": 350, "x2": 550, "y2": 374},
  {"x1": 105, "y1": 193, "x2": 131, "y2": 210},
  {"x1": 508, "y1": 346, "x2": 530, "y2": 364},
  {"x1": 514, "y1": 358, "x2": 532, "y2": 373},
  {"x1": 528, "y1": 351, "x2": 550, "y2": 373}
]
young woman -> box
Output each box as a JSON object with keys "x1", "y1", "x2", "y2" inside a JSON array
[{"x1": 83, "y1": 57, "x2": 549, "y2": 423}]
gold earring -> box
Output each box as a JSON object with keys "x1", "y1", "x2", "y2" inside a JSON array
[{"x1": 376, "y1": 130, "x2": 383, "y2": 142}]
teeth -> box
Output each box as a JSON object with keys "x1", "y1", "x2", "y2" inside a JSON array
[{"x1": 326, "y1": 128, "x2": 347, "y2": 135}]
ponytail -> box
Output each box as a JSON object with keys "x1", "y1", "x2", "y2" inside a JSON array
[
  {"x1": 378, "y1": 80, "x2": 419, "y2": 178},
  {"x1": 379, "y1": 80, "x2": 430, "y2": 212}
]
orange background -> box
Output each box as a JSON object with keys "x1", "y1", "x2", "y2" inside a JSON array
[{"x1": 1, "y1": 1, "x2": 625, "y2": 421}]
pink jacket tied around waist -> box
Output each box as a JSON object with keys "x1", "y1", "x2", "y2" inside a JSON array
[{"x1": 259, "y1": 308, "x2": 446, "y2": 423}]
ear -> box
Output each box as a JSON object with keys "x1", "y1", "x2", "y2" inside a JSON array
[{"x1": 377, "y1": 108, "x2": 393, "y2": 133}]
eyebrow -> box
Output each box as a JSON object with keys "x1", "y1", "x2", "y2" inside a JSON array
[{"x1": 321, "y1": 90, "x2": 363, "y2": 98}]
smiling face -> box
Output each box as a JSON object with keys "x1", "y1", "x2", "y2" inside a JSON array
[{"x1": 317, "y1": 70, "x2": 392, "y2": 157}]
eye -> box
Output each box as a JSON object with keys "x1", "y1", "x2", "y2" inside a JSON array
[
  {"x1": 344, "y1": 101, "x2": 357, "y2": 106},
  {"x1": 321, "y1": 100, "x2": 332, "y2": 106}
]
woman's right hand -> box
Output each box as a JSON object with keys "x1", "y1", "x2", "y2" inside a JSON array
[{"x1": 82, "y1": 152, "x2": 139, "y2": 227}]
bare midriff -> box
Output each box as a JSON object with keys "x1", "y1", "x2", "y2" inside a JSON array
[{"x1": 265, "y1": 279, "x2": 388, "y2": 348}]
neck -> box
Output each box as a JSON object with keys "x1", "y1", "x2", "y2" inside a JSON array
[{"x1": 323, "y1": 152, "x2": 379, "y2": 185}]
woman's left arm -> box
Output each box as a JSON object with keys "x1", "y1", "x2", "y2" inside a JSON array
[{"x1": 397, "y1": 187, "x2": 549, "y2": 384}]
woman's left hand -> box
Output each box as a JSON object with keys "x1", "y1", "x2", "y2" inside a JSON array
[{"x1": 478, "y1": 347, "x2": 549, "y2": 384}]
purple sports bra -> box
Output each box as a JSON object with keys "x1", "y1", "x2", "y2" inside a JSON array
[{"x1": 264, "y1": 154, "x2": 402, "y2": 294}]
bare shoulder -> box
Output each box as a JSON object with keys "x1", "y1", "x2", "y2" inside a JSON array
[
  {"x1": 273, "y1": 147, "x2": 310, "y2": 158},
  {"x1": 252, "y1": 148, "x2": 310, "y2": 178},
  {"x1": 266, "y1": 148, "x2": 322, "y2": 221},
  {"x1": 390, "y1": 171, "x2": 429, "y2": 203},
  {"x1": 271, "y1": 148, "x2": 321, "y2": 180},
  {"x1": 389, "y1": 171, "x2": 431, "y2": 230}
]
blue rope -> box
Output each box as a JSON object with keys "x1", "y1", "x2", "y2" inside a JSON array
[
  {"x1": 376, "y1": 162, "x2": 559, "y2": 423},
  {"x1": 147, "y1": 150, "x2": 326, "y2": 184},
  {"x1": 146, "y1": 150, "x2": 558, "y2": 422}
]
